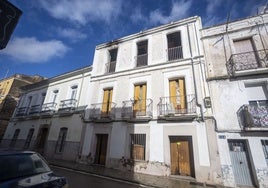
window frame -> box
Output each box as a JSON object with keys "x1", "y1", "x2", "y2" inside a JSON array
[
  {"x1": 130, "y1": 134, "x2": 146, "y2": 161},
  {"x1": 55, "y1": 127, "x2": 68, "y2": 154}
]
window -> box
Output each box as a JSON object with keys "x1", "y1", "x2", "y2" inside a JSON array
[
  {"x1": 27, "y1": 96, "x2": 32, "y2": 107},
  {"x1": 41, "y1": 93, "x2": 46, "y2": 105},
  {"x1": 136, "y1": 40, "x2": 148, "y2": 67},
  {"x1": 261, "y1": 140, "x2": 268, "y2": 164},
  {"x1": 24, "y1": 129, "x2": 34, "y2": 149},
  {"x1": 249, "y1": 100, "x2": 268, "y2": 107},
  {"x1": 169, "y1": 78, "x2": 186, "y2": 113},
  {"x1": 134, "y1": 83, "x2": 147, "y2": 116},
  {"x1": 101, "y1": 88, "x2": 113, "y2": 117},
  {"x1": 55, "y1": 128, "x2": 68, "y2": 153},
  {"x1": 130, "y1": 134, "x2": 146, "y2": 160},
  {"x1": 167, "y1": 32, "x2": 183, "y2": 61},
  {"x1": 107, "y1": 48, "x2": 117, "y2": 73},
  {"x1": 52, "y1": 90, "x2": 58, "y2": 103},
  {"x1": 10, "y1": 129, "x2": 20, "y2": 148},
  {"x1": 70, "y1": 85, "x2": 78, "y2": 100}
]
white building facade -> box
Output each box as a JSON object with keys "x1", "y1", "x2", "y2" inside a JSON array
[
  {"x1": 1, "y1": 67, "x2": 92, "y2": 162},
  {"x1": 80, "y1": 16, "x2": 221, "y2": 184},
  {"x1": 201, "y1": 13, "x2": 268, "y2": 187}
]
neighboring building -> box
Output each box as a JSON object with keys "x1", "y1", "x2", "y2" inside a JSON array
[
  {"x1": 0, "y1": 74, "x2": 44, "y2": 140},
  {"x1": 201, "y1": 12, "x2": 268, "y2": 187},
  {"x1": 79, "y1": 16, "x2": 221, "y2": 184},
  {"x1": 1, "y1": 67, "x2": 92, "y2": 162}
]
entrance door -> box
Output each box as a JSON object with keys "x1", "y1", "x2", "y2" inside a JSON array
[
  {"x1": 170, "y1": 136, "x2": 195, "y2": 177},
  {"x1": 35, "y1": 128, "x2": 49, "y2": 155},
  {"x1": 95, "y1": 134, "x2": 108, "y2": 165},
  {"x1": 228, "y1": 140, "x2": 255, "y2": 187}
]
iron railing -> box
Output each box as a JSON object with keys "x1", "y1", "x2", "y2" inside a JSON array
[
  {"x1": 122, "y1": 99, "x2": 153, "y2": 119},
  {"x1": 59, "y1": 99, "x2": 77, "y2": 110},
  {"x1": 105, "y1": 61, "x2": 116, "y2": 73},
  {"x1": 28, "y1": 105, "x2": 41, "y2": 115},
  {"x1": 157, "y1": 94, "x2": 196, "y2": 116},
  {"x1": 136, "y1": 54, "x2": 148, "y2": 67},
  {"x1": 15, "y1": 107, "x2": 29, "y2": 117},
  {"x1": 237, "y1": 104, "x2": 268, "y2": 128},
  {"x1": 89, "y1": 102, "x2": 116, "y2": 120},
  {"x1": 41, "y1": 102, "x2": 57, "y2": 112},
  {"x1": 227, "y1": 49, "x2": 268, "y2": 76},
  {"x1": 167, "y1": 46, "x2": 183, "y2": 61}
]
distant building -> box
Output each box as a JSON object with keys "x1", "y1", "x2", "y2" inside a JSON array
[
  {"x1": 201, "y1": 12, "x2": 268, "y2": 188},
  {"x1": 0, "y1": 74, "x2": 44, "y2": 140},
  {"x1": 1, "y1": 67, "x2": 92, "y2": 162}
]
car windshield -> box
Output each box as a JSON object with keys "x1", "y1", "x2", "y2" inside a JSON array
[{"x1": 0, "y1": 153, "x2": 51, "y2": 182}]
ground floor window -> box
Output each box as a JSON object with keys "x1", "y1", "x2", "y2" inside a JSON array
[
  {"x1": 24, "y1": 128, "x2": 34, "y2": 149},
  {"x1": 55, "y1": 128, "x2": 68, "y2": 153},
  {"x1": 10, "y1": 129, "x2": 20, "y2": 148},
  {"x1": 261, "y1": 140, "x2": 268, "y2": 165},
  {"x1": 130, "y1": 134, "x2": 146, "y2": 160}
]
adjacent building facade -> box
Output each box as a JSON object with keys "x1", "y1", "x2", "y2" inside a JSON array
[
  {"x1": 0, "y1": 74, "x2": 44, "y2": 140},
  {"x1": 1, "y1": 67, "x2": 92, "y2": 162},
  {"x1": 201, "y1": 12, "x2": 268, "y2": 187}
]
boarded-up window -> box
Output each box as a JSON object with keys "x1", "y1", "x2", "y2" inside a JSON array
[
  {"x1": 169, "y1": 78, "x2": 186, "y2": 112},
  {"x1": 55, "y1": 127, "x2": 68, "y2": 153},
  {"x1": 134, "y1": 84, "x2": 147, "y2": 116},
  {"x1": 101, "y1": 88, "x2": 113, "y2": 116},
  {"x1": 130, "y1": 134, "x2": 146, "y2": 160}
]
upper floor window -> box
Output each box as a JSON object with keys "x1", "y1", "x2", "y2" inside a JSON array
[
  {"x1": 101, "y1": 88, "x2": 113, "y2": 117},
  {"x1": 261, "y1": 140, "x2": 268, "y2": 165},
  {"x1": 136, "y1": 40, "x2": 148, "y2": 67},
  {"x1": 52, "y1": 90, "x2": 59, "y2": 103},
  {"x1": 41, "y1": 93, "x2": 46, "y2": 104},
  {"x1": 70, "y1": 85, "x2": 78, "y2": 100},
  {"x1": 26, "y1": 96, "x2": 32, "y2": 107},
  {"x1": 167, "y1": 32, "x2": 183, "y2": 61},
  {"x1": 107, "y1": 48, "x2": 117, "y2": 73}
]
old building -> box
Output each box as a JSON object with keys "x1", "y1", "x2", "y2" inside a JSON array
[
  {"x1": 1, "y1": 67, "x2": 92, "y2": 162},
  {"x1": 0, "y1": 74, "x2": 44, "y2": 140},
  {"x1": 201, "y1": 12, "x2": 268, "y2": 187},
  {"x1": 79, "y1": 16, "x2": 221, "y2": 184}
]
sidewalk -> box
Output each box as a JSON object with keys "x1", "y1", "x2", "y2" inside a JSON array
[{"x1": 48, "y1": 159, "x2": 220, "y2": 188}]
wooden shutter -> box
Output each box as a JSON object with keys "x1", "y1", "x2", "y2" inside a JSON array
[
  {"x1": 178, "y1": 79, "x2": 186, "y2": 109},
  {"x1": 169, "y1": 78, "x2": 186, "y2": 111},
  {"x1": 134, "y1": 84, "x2": 146, "y2": 115}
]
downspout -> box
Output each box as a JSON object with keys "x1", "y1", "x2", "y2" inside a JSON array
[{"x1": 187, "y1": 23, "x2": 204, "y2": 121}]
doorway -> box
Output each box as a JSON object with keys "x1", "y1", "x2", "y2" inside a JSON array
[
  {"x1": 35, "y1": 127, "x2": 49, "y2": 155},
  {"x1": 169, "y1": 136, "x2": 195, "y2": 177},
  {"x1": 95, "y1": 134, "x2": 108, "y2": 165}
]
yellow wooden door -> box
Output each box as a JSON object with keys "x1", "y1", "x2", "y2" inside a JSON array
[
  {"x1": 101, "y1": 89, "x2": 113, "y2": 116},
  {"x1": 134, "y1": 84, "x2": 146, "y2": 116},
  {"x1": 169, "y1": 78, "x2": 186, "y2": 113}
]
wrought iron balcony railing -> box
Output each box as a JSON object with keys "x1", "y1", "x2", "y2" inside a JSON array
[
  {"x1": 28, "y1": 105, "x2": 41, "y2": 115},
  {"x1": 15, "y1": 107, "x2": 29, "y2": 117},
  {"x1": 122, "y1": 99, "x2": 153, "y2": 120},
  {"x1": 136, "y1": 54, "x2": 148, "y2": 67},
  {"x1": 59, "y1": 99, "x2": 77, "y2": 110},
  {"x1": 227, "y1": 49, "x2": 268, "y2": 76},
  {"x1": 89, "y1": 102, "x2": 116, "y2": 120},
  {"x1": 237, "y1": 104, "x2": 268, "y2": 129},
  {"x1": 41, "y1": 102, "x2": 57, "y2": 113},
  {"x1": 105, "y1": 61, "x2": 116, "y2": 73},
  {"x1": 167, "y1": 46, "x2": 183, "y2": 61},
  {"x1": 158, "y1": 94, "x2": 196, "y2": 117}
]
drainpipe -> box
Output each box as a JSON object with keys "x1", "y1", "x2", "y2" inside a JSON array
[{"x1": 187, "y1": 23, "x2": 204, "y2": 121}]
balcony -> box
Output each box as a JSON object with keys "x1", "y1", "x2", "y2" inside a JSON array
[
  {"x1": 237, "y1": 104, "x2": 268, "y2": 131},
  {"x1": 167, "y1": 46, "x2": 183, "y2": 61},
  {"x1": 105, "y1": 61, "x2": 116, "y2": 73},
  {"x1": 158, "y1": 94, "x2": 196, "y2": 121},
  {"x1": 227, "y1": 49, "x2": 268, "y2": 77},
  {"x1": 122, "y1": 99, "x2": 153, "y2": 122},
  {"x1": 28, "y1": 105, "x2": 41, "y2": 118},
  {"x1": 136, "y1": 54, "x2": 148, "y2": 67},
  {"x1": 15, "y1": 107, "x2": 29, "y2": 117},
  {"x1": 58, "y1": 99, "x2": 77, "y2": 115},
  {"x1": 89, "y1": 102, "x2": 116, "y2": 122},
  {"x1": 40, "y1": 102, "x2": 57, "y2": 117}
]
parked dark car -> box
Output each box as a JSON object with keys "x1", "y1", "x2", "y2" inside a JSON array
[{"x1": 0, "y1": 150, "x2": 68, "y2": 188}]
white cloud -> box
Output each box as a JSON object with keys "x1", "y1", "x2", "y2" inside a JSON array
[
  {"x1": 56, "y1": 27, "x2": 87, "y2": 42},
  {"x1": 205, "y1": 0, "x2": 224, "y2": 15},
  {"x1": 39, "y1": 0, "x2": 123, "y2": 25},
  {"x1": 0, "y1": 37, "x2": 69, "y2": 63},
  {"x1": 149, "y1": 0, "x2": 193, "y2": 25}
]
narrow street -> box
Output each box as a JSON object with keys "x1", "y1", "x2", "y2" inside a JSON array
[{"x1": 52, "y1": 166, "x2": 151, "y2": 188}]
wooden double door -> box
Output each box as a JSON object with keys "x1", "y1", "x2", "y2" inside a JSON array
[
  {"x1": 170, "y1": 136, "x2": 195, "y2": 177},
  {"x1": 95, "y1": 134, "x2": 108, "y2": 165}
]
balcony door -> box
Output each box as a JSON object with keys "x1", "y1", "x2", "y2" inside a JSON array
[
  {"x1": 233, "y1": 39, "x2": 258, "y2": 70},
  {"x1": 169, "y1": 78, "x2": 186, "y2": 113},
  {"x1": 101, "y1": 88, "x2": 113, "y2": 117},
  {"x1": 134, "y1": 84, "x2": 147, "y2": 116}
]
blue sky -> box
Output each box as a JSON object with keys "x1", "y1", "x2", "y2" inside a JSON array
[{"x1": 0, "y1": 0, "x2": 266, "y2": 79}]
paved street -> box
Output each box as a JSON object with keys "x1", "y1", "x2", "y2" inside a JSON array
[{"x1": 52, "y1": 166, "x2": 151, "y2": 188}]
